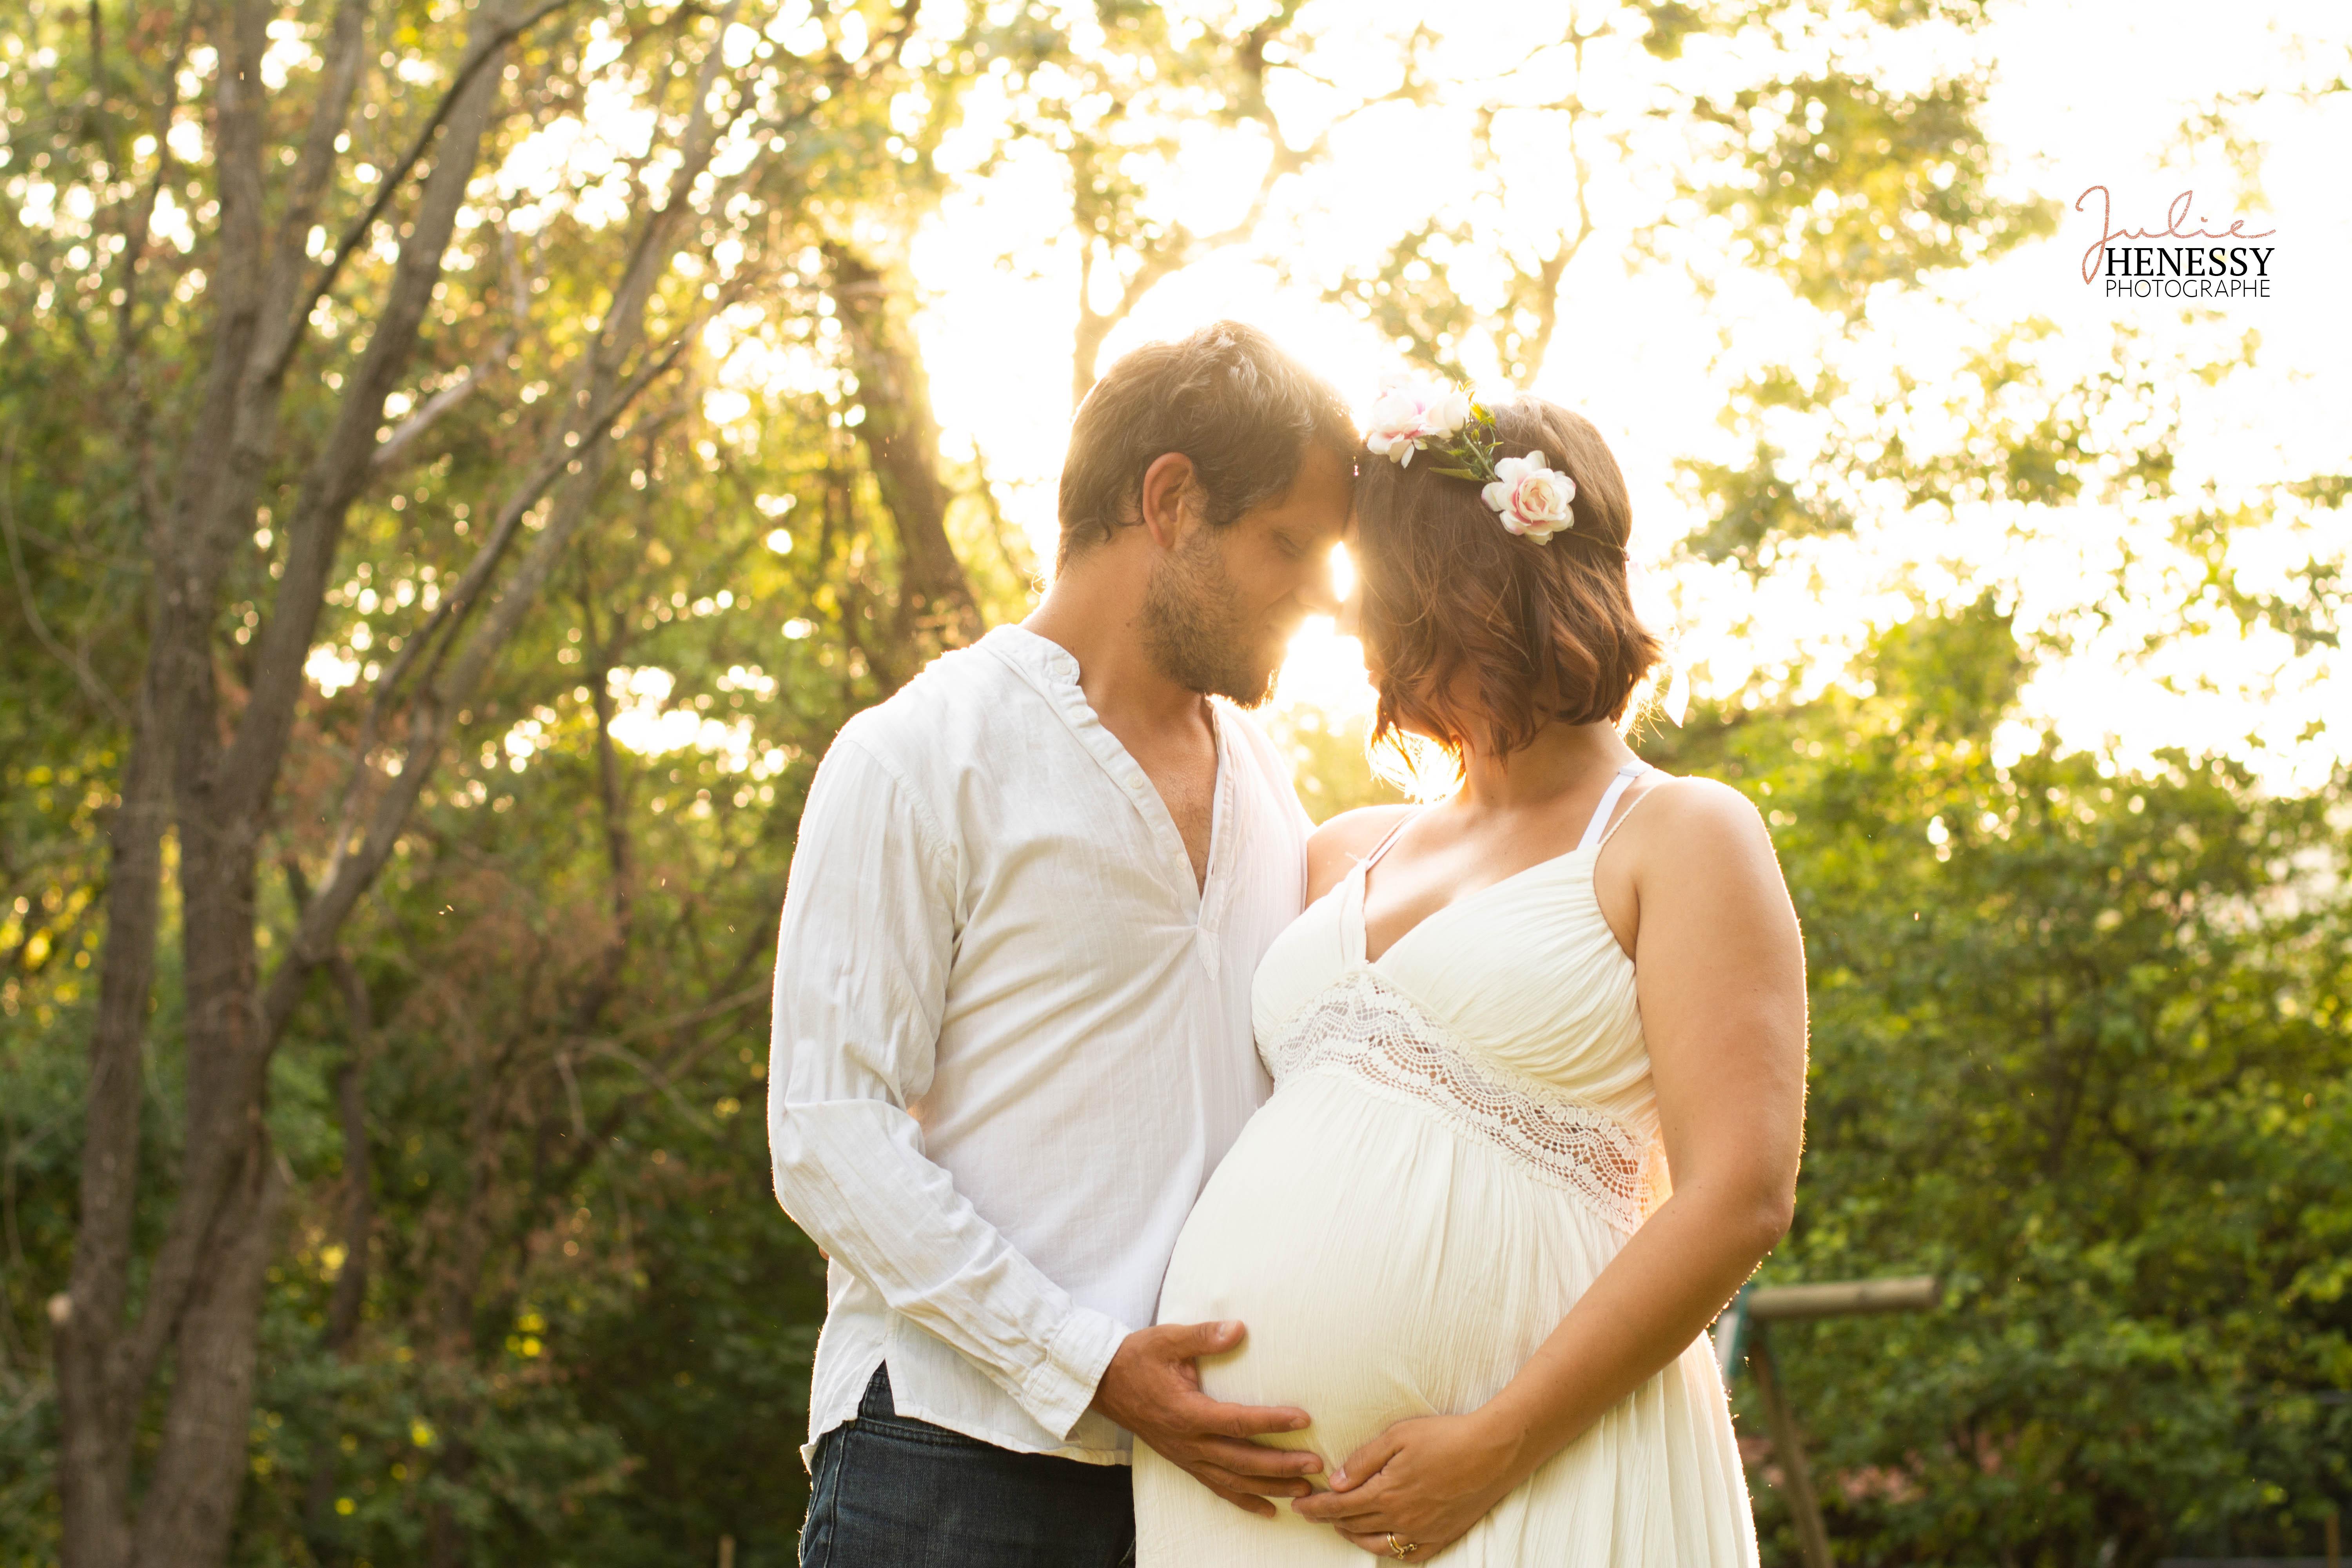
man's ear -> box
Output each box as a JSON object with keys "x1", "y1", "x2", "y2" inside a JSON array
[{"x1": 1138, "y1": 452, "x2": 1196, "y2": 551}]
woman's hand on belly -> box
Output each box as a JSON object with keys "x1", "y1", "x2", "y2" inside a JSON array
[{"x1": 1290, "y1": 1410, "x2": 1524, "y2": 1560}]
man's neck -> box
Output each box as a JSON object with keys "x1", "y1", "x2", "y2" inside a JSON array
[{"x1": 1024, "y1": 564, "x2": 1209, "y2": 737}]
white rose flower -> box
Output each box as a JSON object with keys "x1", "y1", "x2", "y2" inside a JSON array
[
  {"x1": 1423, "y1": 387, "x2": 1472, "y2": 439},
  {"x1": 1363, "y1": 389, "x2": 1427, "y2": 465},
  {"x1": 1362, "y1": 376, "x2": 1469, "y2": 466},
  {"x1": 1480, "y1": 452, "x2": 1578, "y2": 540}
]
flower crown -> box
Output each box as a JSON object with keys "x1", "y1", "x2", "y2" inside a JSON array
[{"x1": 1363, "y1": 376, "x2": 1615, "y2": 551}]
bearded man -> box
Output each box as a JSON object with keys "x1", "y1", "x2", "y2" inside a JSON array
[{"x1": 769, "y1": 322, "x2": 1357, "y2": 1566}]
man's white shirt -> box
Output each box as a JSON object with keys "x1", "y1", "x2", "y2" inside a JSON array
[{"x1": 767, "y1": 624, "x2": 1311, "y2": 1465}]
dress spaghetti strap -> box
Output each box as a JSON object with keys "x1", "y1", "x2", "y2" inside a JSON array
[
  {"x1": 1358, "y1": 811, "x2": 1422, "y2": 875},
  {"x1": 1575, "y1": 763, "x2": 1651, "y2": 856},
  {"x1": 1595, "y1": 781, "x2": 1666, "y2": 853}
]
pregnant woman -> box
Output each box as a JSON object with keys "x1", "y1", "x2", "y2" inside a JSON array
[{"x1": 1132, "y1": 388, "x2": 1808, "y2": 1564}]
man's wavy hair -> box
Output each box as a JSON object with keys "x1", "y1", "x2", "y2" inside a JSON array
[
  {"x1": 1354, "y1": 397, "x2": 1660, "y2": 771},
  {"x1": 1057, "y1": 321, "x2": 1357, "y2": 568}
]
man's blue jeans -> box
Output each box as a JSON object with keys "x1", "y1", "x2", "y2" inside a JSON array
[{"x1": 799, "y1": 1365, "x2": 1136, "y2": 1567}]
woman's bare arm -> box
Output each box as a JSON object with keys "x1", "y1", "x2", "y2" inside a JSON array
[{"x1": 1488, "y1": 777, "x2": 1806, "y2": 1445}]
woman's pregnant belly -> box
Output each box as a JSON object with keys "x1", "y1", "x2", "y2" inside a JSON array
[{"x1": 1158, "y1": 1069, "x2": 1630, "y2": 1477}]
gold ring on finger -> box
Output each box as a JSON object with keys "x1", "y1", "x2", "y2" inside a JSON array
[{"x1": 1388, "y1": 1536, "x2": 1417, "y2": 1560}]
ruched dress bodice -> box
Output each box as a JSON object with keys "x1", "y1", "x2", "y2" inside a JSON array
[
  {"x1": 1257, "y1": 806, "x2": 1651, "y2": 1111},
  {"x1": 1135, "y1": 768, "x2": 1759, "y2": 1566}
]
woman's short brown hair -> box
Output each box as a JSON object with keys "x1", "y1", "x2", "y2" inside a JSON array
[{"x1": 1354, "y1": 397, "x2": 1659, "y2": 762}]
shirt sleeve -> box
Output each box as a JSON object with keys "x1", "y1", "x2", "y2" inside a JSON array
[{"x1": 766, "y1": 731, "x2": 1129, "y2": 1440}]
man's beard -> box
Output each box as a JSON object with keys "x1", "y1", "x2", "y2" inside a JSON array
[{"x1": 1141, "y1": 527, "x2": 1286, "y2": 707}]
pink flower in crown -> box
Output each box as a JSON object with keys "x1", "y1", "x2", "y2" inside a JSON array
[
  {"x1": 1363, "y1": 376, "x2": 1473, "y2": 466},
  {"x1": 1481, "y1": 453, "x2": 1577, "y2": 540}
]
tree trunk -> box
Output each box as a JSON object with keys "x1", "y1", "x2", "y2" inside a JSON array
[
  {"x1": 824, "y1": 244, "x2": 982, "y2": 651},
  {"x1": 127, "y1": 1143, "x2": 287, "y2": 1563},
  {"x1": 54, "y1": 0, "x2": 278, "y2": 1553},
  {"x1": 52, "y1": 701, "x2": 163, "y2": 1568},
  {"x1": 51, "y1": 2, "x2": 799, "y2": 1559},
  {"x1": 55, "y1": 4, "x2": 521, "y2": 1564}
]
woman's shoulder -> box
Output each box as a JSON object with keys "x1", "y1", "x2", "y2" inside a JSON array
[
  {"x1": 1304, "y1": 804, "x2": 1418, "y2": 902},
  {"x1": 1616, "y1": 772, "x2": 1773, "y2": 860}
]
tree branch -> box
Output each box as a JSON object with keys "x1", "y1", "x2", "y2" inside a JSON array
[
  {"x1": 106, "y1": 2, "x2": 196, "y2": 368},
  {"x1": 275, "y1": 263, "x2": 746, "y2": 1047},
  {"x1": 370, "y1": 223, "x2": 533, "y2": 475},
  {"x1": 266, "y1": 0, "x2": 579, "y2": 388},
  {"x1": 256, "y1": 0, "x2": 375, "y2": 355},
  {"x1": 313, "y1": 301, "x2": 722, "y2": 912},
  {"x1": 220, "y1": 0, "x2": 520, "y2": 825}
]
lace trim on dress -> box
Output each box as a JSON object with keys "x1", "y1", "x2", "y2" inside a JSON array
[{"x1": 1261, "y1": 967, "x2": 1657, "y2": 1234}]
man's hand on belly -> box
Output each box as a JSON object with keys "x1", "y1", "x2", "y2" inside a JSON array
[{"x1": 1089, "y1": 1320, "x2": 1324, "y2": 1517}]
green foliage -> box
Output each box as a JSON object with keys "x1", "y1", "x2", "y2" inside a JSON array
[
  {"x1": 1649, "y1": 602, "x2": 2352, "y2": 1564},
  {"x1": 1679, "y1": 319, "x2": 2228, "y2": 571},
  {"x1": 1640, "y1": 2, "x2": 1709, "y2": 61},
  {"x1": 1323, "y1": 0, "x2": 2051, "y2": 386},
  {"x1": 1324, "y1": 222, "x2": 1482, "y2": 384},
  {"x1": 1689, "y1": 73, "x2": 2057, "y2": 311},
  {"x1": 1681, "y1": 439, "x2": 1858, "y2": 567},
  {"x1": 0, "y1": 358, "x2": 983, "y2": 1558}
]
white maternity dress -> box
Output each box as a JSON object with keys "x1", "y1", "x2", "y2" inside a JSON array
[{"x1": 1134, "y1": 764, "x2": 1760, "y2": 1565}]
